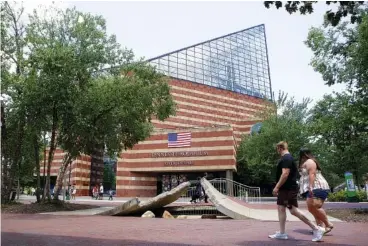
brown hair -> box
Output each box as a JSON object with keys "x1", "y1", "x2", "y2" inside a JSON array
[
  {"x1": 299, "y1": 148, "x2": 321, "y2": 171},
  {"x1": 276, "y1": 141, "x2": 288, "y2": 150}
]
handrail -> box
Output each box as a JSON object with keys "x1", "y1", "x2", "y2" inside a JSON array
[{"x1": 209, "y1": 178, "x2": 260, "y2": 190}]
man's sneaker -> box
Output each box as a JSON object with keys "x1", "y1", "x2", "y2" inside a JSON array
[
  {"x1": 268, "y1": 232, "x2": 288, "y2": 240},
  {"x1": 312, "y1": 226, "x2": 325, "y2": 242}
]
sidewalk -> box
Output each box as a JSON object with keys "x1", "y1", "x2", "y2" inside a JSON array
[{"x1": 3, "y1": 213, "x2": 367, "y2": 246}]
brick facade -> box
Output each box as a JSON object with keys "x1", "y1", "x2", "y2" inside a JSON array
[{"x1": 41, "y1": 78, "x2": 269, "y2": 197}]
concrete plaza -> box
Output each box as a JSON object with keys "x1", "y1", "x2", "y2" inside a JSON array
[{"x1": 2, "y1": 213, "x2": 367, "y2": 246}]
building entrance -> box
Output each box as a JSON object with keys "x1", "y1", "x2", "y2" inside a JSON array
[{"x1": 157, "y1": 172, "x2": 226, "y2": 195}]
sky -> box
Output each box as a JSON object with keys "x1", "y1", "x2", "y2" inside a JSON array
[{"x1": 22, "y1": 0, "x2": 346, "y2": 106}]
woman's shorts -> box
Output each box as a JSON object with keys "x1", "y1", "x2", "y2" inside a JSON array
[{"x1": 302, "y1": 189, "x2": 329, "y2": 200}]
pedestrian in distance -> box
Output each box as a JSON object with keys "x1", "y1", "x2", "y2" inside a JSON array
[
  {"x1": 71, "y1": 184, "x2": 77, "y2": 200},
  {"x1": 268, "y1": 141, "x2": 325, "y2": 242},
  {"x1": 108, "y1": 189, "x2": 114, "y2": 201},
  {"x1": 99, "y1": 183, "x2": 104, "y2": 200}
]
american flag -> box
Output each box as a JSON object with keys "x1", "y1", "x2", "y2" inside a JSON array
[{"x1": 168, "y1": 132, "x2": 191, "y2": 148}]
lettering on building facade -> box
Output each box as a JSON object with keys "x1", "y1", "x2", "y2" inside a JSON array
[
  {"x1": 164, "y1": 161, "x2": 194, "y2": 166},
  {"x1": 152, "y1": 151, "x2": 208, "y2": 158}
]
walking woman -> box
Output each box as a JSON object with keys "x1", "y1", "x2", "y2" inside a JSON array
[{"x1": 299, "y1": 148, "x2": 334, "y2": 234}]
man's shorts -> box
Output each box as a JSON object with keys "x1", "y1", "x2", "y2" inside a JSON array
[{"x1": 277, "y1": 189, "x2": 298, "y2": 208}]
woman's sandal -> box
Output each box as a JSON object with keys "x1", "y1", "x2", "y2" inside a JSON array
[{"x1": 324, "y1": 225, "x2": 334, "y2": 235}]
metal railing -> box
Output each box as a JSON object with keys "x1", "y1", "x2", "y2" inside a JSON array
[
  {"x1": 179, "y1": 178, "x2": 261, "y2": 203},
  {"x1": 210, "y1": 178, "x2": 261, "y2": 203}
]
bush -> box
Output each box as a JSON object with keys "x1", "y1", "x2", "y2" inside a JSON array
[
  {"x1": 328, "y1": 190, "x2": 368, "y2": 202},
  {"x1": 328, "y1": 190, "x2": 346, "y2": 202}
]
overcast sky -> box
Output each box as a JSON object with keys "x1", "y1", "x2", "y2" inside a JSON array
[{"x1": 24, "y1": 1, "x2": 345, "y2": 106}]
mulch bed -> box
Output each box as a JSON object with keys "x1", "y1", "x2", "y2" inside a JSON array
[
  {"x1": 1, "y1": 201, "x2": 99, "y2": 214},
  {"x1": 327, "y1": 208, "x2": 368, "y2": 223}
]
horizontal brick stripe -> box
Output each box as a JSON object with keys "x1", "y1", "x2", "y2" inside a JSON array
[
  {"x1": 176, "y1": 103, "x2": 260, "y2": 122},
  {"x1": 148, "y1": 126, "x2": 233, "y2": 135},
  {"x1": 126, "y1": 140, "x2": 235, "y2": 151},
  {"x1": 116, "y1": 180, "x2": 157, "y2": 186},
  {"x1": 44, "y1": 153, "x2": 65, "y2": 158},
  {"x1": 74, "y1": 185, "x2": 90, "y2": 190},
  {"x1": 122, "y1": 149, "x2": 234, "y2": 159},
  {"x1": 124, "y1": 145, "x2": 234, "y2": 154},
  {"x1": 71, "y1": 168, "x2": 92, "y2": 174},
  {"x1": 144, "y1": 128, "x2": 233, "y2": 141},
  {"x1": 169, "y1": 80, "x2": 269, "y2": 107},
  {"x1": 117, "y1": 189, "x2": 156, "y2": 197},
  {"x1": 40, "y1": 159, "x2": 93, "y2": 165},
  {"x1": 172, "y1": 92, "x2": 262, "y2": 114},
  {"x1": 116, "y1": 185, "x2": 157, "y2": 190},
  {"x1": 153, "y1": 119, "x2": 254, "y2": 132},
  {"x1": 116, "y1": 176, "x2": 157, "y2": 181},
  {"x1": 116, "y1": 172, "x2": 157, "y2": 178},
  {"x1": 173, "y1": 94, "x2": 260, "y2": 116},
  {"x1": 40, "y1": 172, "x2": 58, "y2": 176},
  {"x1": 152, "y1": 119, "x2": 214, "y2": 129},
  {"x1": 72, "y1": 177, "x2": 91, "y2": 182},
  {"x1": 134, "y1": 136, "x2": 233, "y2": 145},
  {"x1": 118, "y1": 164, "x2": 236, "y2": 172},
  {"x1": 119, "y1": 159, "x2": 236, "y2": 170},
  {"x1": 158, "y1": 112, "x2": 255, "y2": 129},
  {"x1": 176, "y1": 107, "x2": 252, "y2": 123},
  {"x1": 174, "y1": 99, "x2": 255, "y2": 119},
  {"x1": 120, "y1": 155, "x2": 235, "y2": 163}
]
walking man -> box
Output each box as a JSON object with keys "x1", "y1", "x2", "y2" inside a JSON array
[{"x1": 268, "y1": 141, "x2": 325, "y2": 242}]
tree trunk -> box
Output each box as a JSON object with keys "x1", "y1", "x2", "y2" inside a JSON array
[
  {"x1": 8, "y1": 116, "x2": 26, "y2": 202},
  {"x1": 34, "y1": 134, "x2": 41, "y2": 203},
  {"x1": 42, "y1": 133, "x2": 47, "y2": 201},
  {"x1": 44, "y1": 106, "x2": 58, "y2": 202},
  {"x1": 53, "y1": 153, "x2": 73, "y2": 201},
  {"x1": 41, "y1": 135, "x2": 46, "y2": 201},
  {"x1": 2, "y1": 2, "x2": 26, "y2": 203},
  {"x1": 17, "y1": 177, "x2": 20, "y2": 200}
]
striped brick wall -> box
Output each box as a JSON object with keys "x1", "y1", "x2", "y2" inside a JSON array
[
  {"x1": 117, "y1": 78, "x2": 269, "y2": 197},
  {"x1": 117, "y1": 126, "x2": 236, "y2": 197},
  {"x1": 40, "y1": 148, "x2": 65, "y2": 177},
  {"x1": 151, "y1": 79, "x2": 269, "y2": 143},
  {"x1": 40, "y1": 78, "x2": 269, "y2": 198},
  {"x1": 40, "y1": 148, "x2": 104, "y2": 196}
]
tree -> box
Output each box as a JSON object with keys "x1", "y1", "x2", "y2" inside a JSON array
[
  {"x1": 264, "y1": 1, "x2": 367, "y2": 26},
  {"x1": 0, "y1": 1, "x2": 35, "y2": 203},
  {"x1": 309, "y1": 92, "x2": 368, "y2": 188},
  {"x1": 24, "y1": 6, "x2": 175, "y2": 201},
  {"x1": 1, "y1": 3, "x2": 176, "y2": 203},
  {"x1": 237, "y1": 92, "x2": 312, "y2": 185},
  {"x1": 305, "y1": 12, "x2": 368, "y2": 187},
  {"x1": 23, "y1": 6, "x2": 131, "y2": 201}
]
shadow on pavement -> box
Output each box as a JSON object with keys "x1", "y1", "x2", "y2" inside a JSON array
[
  {"x1": 293, "y1": 228, "x2": 334, "y2": 237},
  {"x1": 1, "y1": 232, "x2": 203, "y2": 246},
  {"x1": 237, "y1": 240, "x2": 356, "y2": 246},
  {"x1": 2, "y1": 232, "x2": 358, "y2": 246}
]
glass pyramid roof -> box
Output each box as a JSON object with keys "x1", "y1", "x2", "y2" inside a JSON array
[{"x1": 148, "y1": 24, "x2": 272, "y2": 100}]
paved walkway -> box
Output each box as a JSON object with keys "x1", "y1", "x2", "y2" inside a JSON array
[
  {"x1": 2, "y1": 213, "x2": 366, "y2": 246},
  {"x1": 19, "y1": 195, "x2": 363, "y2": 221}
]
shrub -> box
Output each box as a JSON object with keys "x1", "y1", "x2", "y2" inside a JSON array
[
  {"x1": 328, "y1": 190, "x2": 368, "y2": 202},
  {"x1": 328, "y1": 190, "x2": 346, "y2": 202}
]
